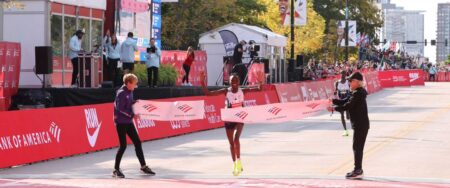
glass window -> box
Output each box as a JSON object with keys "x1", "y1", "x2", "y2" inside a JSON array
[
  {"x1": 51, "y1": 15, "x2": 63, "y2": 86},
  {"x1": 91, "y1": 20, "x2": 103, "y2": 54},
  {"x1": 79, "y1": 18, "x2": 91, "y2": 52}
]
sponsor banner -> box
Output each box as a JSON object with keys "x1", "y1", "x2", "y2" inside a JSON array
[
  {"x1": 243, "y1": 89, "x2": 280, "y2": 107},
  {"x1": 221, "y1": 100, "x2": 330, "y2": 124},
  {"x1": 378, "y1": 71, "x2": 394, "y2": 88},
  {"x1": 407, "y1": 70, "x2": 425, "y2": 86},
  {"x1": 274, "y1": 80, "x2": 335, "y2": 103},
  {"x1": 247, "y1": 63, "x2": 265, "y2": 86},
  {"x1": 218, "y1": 30, "x2": 239, "y2": 56},
  {"x1": 161, "y1": 51, "x2": 207, "y2": 86},
  {"x1": 363, "y1": 71, "x2": 382, "y2": 94},
  {"x1": 0, "y1": 94, "x2": 225, "y2": 168},
  {"x1": 0, "y1": 42, "x2": 20, "y2": 98},
  {"x1": 392, "y1": 71, "x2": 411, "y2": 87},
  {"x1": 133, "y1": 100, "x2": 205, "y2": 121}
]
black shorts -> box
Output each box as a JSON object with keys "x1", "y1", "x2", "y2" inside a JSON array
[
  {"x1": 122, "y1": 63, "x2": 135, "y2": 71},
  {"x1": 225, "y1": 122, "x2": 243, "y2": 130}
]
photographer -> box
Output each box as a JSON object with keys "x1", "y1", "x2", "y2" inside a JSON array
[
  {"x1": 328, "y1": 72, "x2": 370, "y2": 180},
  {"x1": 144, "y1": 38, "x2": 161, "y2": 88}
]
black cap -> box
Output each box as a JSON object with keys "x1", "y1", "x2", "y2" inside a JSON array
[
  {"x1": 346, "y1": 72, "x2": 363, "y2": 81},
  {"x1": 75, "y1": 29, "x2": 84, "y2": 35}
]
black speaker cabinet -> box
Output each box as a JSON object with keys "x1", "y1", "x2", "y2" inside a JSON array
[
  {"x1": 35, "y1": 46, "x2": 53, "y2": 74},
  {"x1": 296, "y1": 55, "x2": 304, "y2": 68}
]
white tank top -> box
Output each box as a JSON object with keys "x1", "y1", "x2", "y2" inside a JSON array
[
  {"x1": 226, "y1": 87, "x2": 244, "y2": 108},
  {"x1": 337, "y1": 80, "x2": 350, "y2": 92}
]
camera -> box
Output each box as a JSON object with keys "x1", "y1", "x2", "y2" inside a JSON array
[{"x1": 147, "y1": 47, "x2": 156, "y2": 53}]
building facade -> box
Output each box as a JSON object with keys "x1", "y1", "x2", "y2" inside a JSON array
[
  {"x1": 378, "y1": 0, "x2": 425, "y2": 56},
  {"x1": 437, "y1": 3, "x2": 450, "y2": 63}
]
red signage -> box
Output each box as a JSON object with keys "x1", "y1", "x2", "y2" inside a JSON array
[{"x1": 161, "y1": 51, "x2": 207, "y2": 86}]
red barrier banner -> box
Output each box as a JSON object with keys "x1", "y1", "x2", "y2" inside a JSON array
[
  {"x1": 363, "y1": 71, "x2": 381, "y2": 94},
  {"x1": 274, "y1": 82, "x2": 303, "y2": 103},
  {"x1": 437, "y1": 72, "x2": 446, "y2": 82},
  {"x1": 0, "y1": 42, "x2": 5, "y2": 97},
  {"x1": 161, "y1": 51, "x2": 207, "y2": 86},
  {"x1": 221, "y1": 100, "x2": 330, "y2": 124},
  {"x1": 407, "y1": 70, "x2": 425, "y2": 86},
  {"x1": 247, "y1": 63, "x2": 265, "y2": 85},
  {"x1": 378, "y1": 71, "x2": 394, "y2": 88},
  {"x1": 392, "y1": 71, "x2": 411, "y2": 87},
  {"x1": 243, "y1": 89, "x2": 280, "y2": 107},
  {"x1": 0, "y1": 95, "x2": 225, "y2": 168}
]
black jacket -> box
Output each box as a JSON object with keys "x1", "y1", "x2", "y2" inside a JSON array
[{"x1": 333, "y1": 87, "x2": 370, "y2": 130}]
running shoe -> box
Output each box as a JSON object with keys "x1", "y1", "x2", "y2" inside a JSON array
[
  {"x1": 113, "y1": 169, "x2": 125, "y2": 178},
  {"x1": 346, "y1": 169, "x2": 364, "y2": 180},
  {"x1": 342, "y1": 130, "x2": 349, "y2": 137},
  {"x1": 141, "y1": 165, "x2": 156, "y2": 176},
  {"x1": 236, "y1": 159, "x2": 243, "y2": 174},
  {"x1": 233, "y1": 162, "x2": 239, "y2": 176}
]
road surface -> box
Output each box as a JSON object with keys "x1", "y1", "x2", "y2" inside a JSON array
[{"x1": 1, "y1": 82, "x2": 450, "y2": 188}]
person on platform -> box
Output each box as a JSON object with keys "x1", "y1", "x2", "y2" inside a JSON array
[
  {"x1": 144, "y1": 38, "x2": 161, "y2": 88},
  {"x1": 328, "y1": 72, "x2": 370, "y2": 180},
  {"x1": 69, "y1": 29, "x2": 84, "y2": 88},
  {"x1": 182, "y1": 46, "x2": 195, "y2": 86},
  {"x1": 200, "y1": 72, "x2": 261, "y2": 176},
  {"x1": 113, "y1": 73, "x2": 155, "y2": 178},
  {"x1": 233, "y1": 40, "x2": 246, "y2": 65},
  {"x1": 334, "y1": 70, "x2": 351, "y2": 136},
  {"x1": 106, "y1": 34, "x2": 121, "y2": 87},
  {"x1": 102, "y1": 30, "x2": 111, "y2": 81},
  {"x1": 120, "y1": 32, "x2": 138, "y2": 74}
]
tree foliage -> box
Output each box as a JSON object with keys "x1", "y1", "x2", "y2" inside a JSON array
[
  {"x1": 256, "y1": 0, "x2": 326, "y2": 56},
  {"x1": 161, "y1": 0, "x2": 266, "y2": 50},
  {"x1": 313, "y1": 0, "x2": 383, "y2": 42}
]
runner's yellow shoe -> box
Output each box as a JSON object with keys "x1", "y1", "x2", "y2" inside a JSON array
[
  {"x1": 342, "y1": 130, "x2": 349, "y2": 137},
  {"x1": 233, "y1": 162, "x2": 239, "y2": 176},
  {"x1": 236, "y1": 159, "x2": 243, "y2": 175}
]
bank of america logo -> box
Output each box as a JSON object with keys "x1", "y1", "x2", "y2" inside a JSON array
[
  {"x1": 49, "y1": 122, "x2": 61, "y2": 143},
  {"x1": 235, "y1": 111, "x2": 248, "y2": 120},
  {"x1": 306, "y1": 103, "x2": 320, "y2": 109},
  {"x1": 178, "y1": 104, "x2": 193, "y2": 113},
  {"x1": 268, "y1": 107, "x2": 282, "y2": 115},
  {"x1": 143, "y1": 104, "x2": 157, "y2": 112}
]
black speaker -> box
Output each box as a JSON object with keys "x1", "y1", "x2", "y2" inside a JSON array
[
  {"x1": 288, "y1": 58, "x2": 295, "y2": 72},
  {"x1": 296, "y1": 55, "x2": 304, "y2": 68},
  {"x1": 35, "y1": 46, "x2": 53, "y2": 74},
  {"x1": 261, "y1": 58, "x2": 270, "y2": 74}
]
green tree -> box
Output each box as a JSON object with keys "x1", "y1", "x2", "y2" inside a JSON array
[
  {"x1": 256, "y1": 0, "x2": 326, "y2": 57},
  {"x1": 161, "y1": 0, "x2": 266, "y2": 50}
]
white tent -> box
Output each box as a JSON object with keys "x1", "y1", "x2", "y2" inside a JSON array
[{"x1": 199, "y1": 23, "x2": 287, "y2": 86}]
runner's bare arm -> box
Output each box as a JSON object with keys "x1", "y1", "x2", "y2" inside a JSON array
[{"x1": 200, "y1": 72, "x2": 227, "y2": 96}]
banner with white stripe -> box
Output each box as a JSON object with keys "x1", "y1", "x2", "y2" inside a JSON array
[
  {"x1": 133, "y1": 100, "x2": 205, "y2": 121},
  {"x1": 221, "y1": 100, "x2": 330, "y2": 124}
]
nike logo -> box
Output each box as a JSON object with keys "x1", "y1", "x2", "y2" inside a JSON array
[
  {"x1": 84, "y1": 108, "x2": 102, "y2": 148},
  {"x1": 86, "y1": 122, "x2": 101, "y2": 148}
]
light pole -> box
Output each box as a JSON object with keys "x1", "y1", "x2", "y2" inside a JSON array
[
  {"x1": 345, "y1": 0, "x2": 349, "y2": 62},
  {"x1": 290, "y1": 0, "x2": 295, "y2": 60}
]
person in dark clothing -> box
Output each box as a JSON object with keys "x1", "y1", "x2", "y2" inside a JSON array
[
  {"x1": 113, "y1": 73, "x2": 155, "y2": 178},
  {"x1": 233, "y1": 40, "x2": 246, "y2": 65},
  {"x1": 328, "y1": 71, "x2": 370, "y2": 180}
]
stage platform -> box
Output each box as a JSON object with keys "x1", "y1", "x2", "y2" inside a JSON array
[{"x1": 13, "y1": 86, "x2": 224, "y2": 108}]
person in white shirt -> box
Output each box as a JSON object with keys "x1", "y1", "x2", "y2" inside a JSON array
[
  {"x1": 105, "y1": 34, "x2": 121, "y2": 86},
  {"x1": 69, "y1": 30, "x2": 84, "y2": 87},
  {"x1": 120, "y1": 32, "x2": 138, "y2": 73}
]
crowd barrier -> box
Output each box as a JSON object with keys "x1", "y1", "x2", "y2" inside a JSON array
[
  {"x1": 0, "y1": 70, "x2": 426, "y2": 168},
  {"x1": 423, "y1": 72, "x2": 450, "y2": 82}
]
